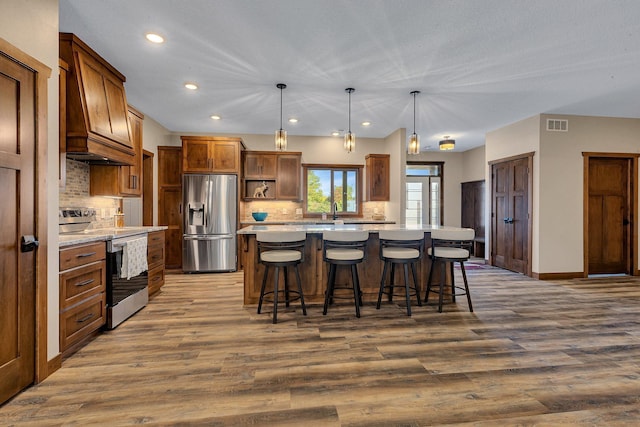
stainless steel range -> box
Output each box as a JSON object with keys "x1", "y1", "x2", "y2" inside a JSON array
[
  {"x1": 59, "y1": 207, "x2": 148, "y2": 329},
  {"x1": 106, "y1": 235, "x2": 148, "y2": 329}
]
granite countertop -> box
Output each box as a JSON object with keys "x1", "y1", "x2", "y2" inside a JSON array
[
  {"x1": 59, "y1": 226, "x2": 168, "y2": 247},
  {"x1": 240, "y1": 219, "x2": 395, "y2": 226},
  {"x1": 237, "y1": 223, "x2": 467, "y2": 235}
]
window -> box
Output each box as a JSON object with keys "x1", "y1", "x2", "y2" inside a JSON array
[
  {"x1": 405, "y1": 162, "x2": 443, "y2": 226},
  {"x1": 303, "y1": 165, "x2": 363, "y2": 217}
]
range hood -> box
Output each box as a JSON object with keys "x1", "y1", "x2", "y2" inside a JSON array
[{"x1": 60, "y1": 33, "x2": 134, "y2": 166}]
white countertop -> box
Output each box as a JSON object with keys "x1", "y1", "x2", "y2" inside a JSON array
[
  {"x1": 240, "y1": 219, "x2": 395, "y2": 225},
  {"x1": 236, "y1": 223, "x2": 467, "y2": 235},
  {"x1": 59, "y1": 226, "x2": 168, "y2": 247}
]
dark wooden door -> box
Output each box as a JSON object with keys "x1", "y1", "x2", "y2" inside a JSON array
[
  {"x1": 588, "y1": 157, "x2": 631, "y2": 274},
  {"x1": 461, "y1": 180, "x2": 485, "y2": 257},
  {"x1": 0, "y1": 50, "x2": 37, "y2": 404},
  {"x1": 491, "y1": 156, "x2": 531, "y2": 274}
]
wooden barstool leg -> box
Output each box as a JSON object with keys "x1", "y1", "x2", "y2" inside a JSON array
[
  {"x1": 438, "y1": 260, "x2": 445, "y2": 313},
  {"x1": 460, "y1": 261, "x2": 473, "y2": 312},
  {"x1": 411, "y1": 262, "x2": 422, "y2": 307},
  {"x1": 425, "y1": 259, "x2": 434, "y2": 303},
  {"x1": 323, "y1": 264, "x2": 336, "y2": 315},
  {"x1": 403, "y1": 263, "x2": 411, "y2": 316},
  {"x1": 258, "y1": 264, "x2": 269, "y2": 314},
  {"x1": 272, "y1": 266, "x2": 281, "y2": 323},
  {"x1": 351, "y1": 264, "x2": 361, "y2": 318},
  {"x1": 377, "y1": 260, "x2": 389, "y2": 309},
  {"x1": 283, "y1": 266, "x2": 290, "y2": 307},
  {"x1": 450, "y1": 261, "x2": 456, "y2": 303},
  {"x1": 388, "y1": 263, "x2": 396, "y2": 302},
  {"x1": 294, "y1": 264, "x2": 307, "y2": 315}
]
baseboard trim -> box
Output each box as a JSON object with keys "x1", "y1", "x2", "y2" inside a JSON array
[
  {"x1": 533, "y1": 272, "x2": 584, "y2": 280},
  {"x1": 45, "y1": 353, "x2": 62, "y2": 379}
]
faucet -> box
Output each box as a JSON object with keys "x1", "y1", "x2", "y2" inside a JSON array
[{"x1": 332, "y1": 202, "x2": 338, "y2": 220}]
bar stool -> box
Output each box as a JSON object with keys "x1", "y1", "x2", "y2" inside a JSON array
[
  {"x1": 322, "y1": 230, "x2": 369, "y2": 318},
  {"x1": 376, "y1": 230, "x2": 424, "y2": 316},
  {"x1": 256, "y1": 231, "x2": 307, "y2": 324},
  {"x1": 424, "y1": 228, "x2": 475, "y2": 313}
]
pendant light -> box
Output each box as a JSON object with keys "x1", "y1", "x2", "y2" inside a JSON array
[
  {"x1": 344, "y1": 88, "x2": 355, "y2": 153},
  {"x1": 275, "y1": 83, "x2": 287, "y2": 151},
  {"x1": 408, "y1": 90, "x2": 420, "y2": 155},
  {"x1": 439, "y1": 135, "x2": 455, "y2": 150}
]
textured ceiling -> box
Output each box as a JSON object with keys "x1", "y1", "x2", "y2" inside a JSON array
[{"x1": 59, "y1": 0, "x2": 640, "y2": 152}]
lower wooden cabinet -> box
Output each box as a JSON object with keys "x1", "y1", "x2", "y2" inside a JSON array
[
  {"x1": 59, "y1": 241, "x2": 106, "y2": 356},
  {"x1": 147, "y1": 230, "x2": 166, "y2": 296}
]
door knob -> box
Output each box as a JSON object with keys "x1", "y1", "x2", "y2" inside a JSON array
[{"x1": 21, "y1": 235, "x2": 39, "y2": 252}]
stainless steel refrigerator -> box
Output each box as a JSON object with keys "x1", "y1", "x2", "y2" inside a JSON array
[{"x1": 183, "y1": 174, "x2": 237, "y2": 272}]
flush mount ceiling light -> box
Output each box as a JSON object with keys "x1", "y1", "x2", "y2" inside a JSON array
[
  {"x1": 275, "y1": 83, "x2": 287, "y2": 151},
  {"x1": 184, "y1": 82, "x2": 198, "y2": 90},
  {"x1": 331, "y1": 131, "x2": 341, "y2": 137},
  {"x1": 439, "y1": 135, "x2": 455, "y2": 150},
  {"x1": 361, "y1": 121, "x2": 371, "y2": 126},
  {"x1": 408, "y1": 90, "x2": 421, "y2": 155},
  {"x1": 344, "y1": 88, "x2": 355, "y2": 153},
  {"x1": 145, "y1": 33, "x2": 165, "y2": 44},
  {"x1": 210, "y1": 115, "x2": 221, "y2": 120}
]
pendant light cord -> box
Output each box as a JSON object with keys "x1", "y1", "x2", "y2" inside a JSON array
[{"x1": 280, "y1": 85, "x2": 283, "y2": 131}]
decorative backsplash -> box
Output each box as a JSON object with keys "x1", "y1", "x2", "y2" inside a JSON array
[
  {"x1": 59, "y1": 159, "x2": 121, "y2": 229},
  {"x1": 241, "y1": 200, "x2": 387, "y2": 222}
]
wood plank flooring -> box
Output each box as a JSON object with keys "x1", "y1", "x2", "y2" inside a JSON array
[{"x1": 3, "y1": 266, "x2": 640, "y2": 425}]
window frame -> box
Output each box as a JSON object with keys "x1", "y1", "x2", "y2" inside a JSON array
[
  {"x1": 302, "y1": 163, "x2": 363, "y2": 218},
  {"x1": 406, "y1": 161, "x2": 445, "y2": 226}
]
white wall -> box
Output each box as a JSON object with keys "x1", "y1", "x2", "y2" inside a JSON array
[
  {"x1": 140, "y1": 114, "x2": 172, "y2": 225},
  {"x1": 1, "y1": 0, "x2": 60, "y2": 359},
  {"x1": 486, "y1": 115, "x2": 540, "y2": 271},
  {"x1": 538, "y1": 114, "x2": 640, "y2": 274},
  {"x1": 461, "y1": 145, "x2": 486, "y2": 183},
  {"x1": 486, "y1": 113, "x2": 640, "y2": 275}
]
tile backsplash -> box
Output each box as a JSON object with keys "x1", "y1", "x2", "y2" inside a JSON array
[
  {"x1": 59, "y1": 159, "x2": 121, "y2": 229},
  {"x1": 241, "y1": 200, "x2": 387, "y2": 222}
]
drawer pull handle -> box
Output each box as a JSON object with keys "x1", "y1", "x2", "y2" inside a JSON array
[
  {"x1": 152, "y1": 276, "x2": 161, "y2": 282},
  {"x1": 75, "y1": 279, "x2": 95, "y2": 287},
  {"x1": 77, "y1": 313, "x2": 94, "y2": 323},
  {"x1": 77, "y1": 252, "x2": 97, "y2": 258}
]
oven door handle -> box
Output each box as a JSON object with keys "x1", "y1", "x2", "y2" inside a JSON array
[{"x1": 183, "y1": 235, "x2": 233, "y2": 241}]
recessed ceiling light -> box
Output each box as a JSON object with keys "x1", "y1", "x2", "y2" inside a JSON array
[
  {"x1": 361, "y1": 121, "x2": 371, "y2": 126},
  {"x1": 145, "y1": 33, "x2": 164, "y2": 44},
  {"x1": 184, "y1": 82, "x2": 198, "y2": 90},
  {"x1": 210, "y1": 115, "x2": 221, "y2": 120},
  {"x1": 288, "y1": 118, "x2": 298, "y2": 123},
  {"x1": 331, "y1": 131, "x2": 340, "y2": 137}
]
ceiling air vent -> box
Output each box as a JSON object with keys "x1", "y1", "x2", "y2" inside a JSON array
[{"x1": 547, "y1": 119, "x2": 568, "y2": 132}]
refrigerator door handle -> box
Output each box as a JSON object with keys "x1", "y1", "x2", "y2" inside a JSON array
[{"x1": 183, "y1": 235, "x2": 234, "y2": 241}]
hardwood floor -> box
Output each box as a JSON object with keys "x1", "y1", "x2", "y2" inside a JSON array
[{"x1": 3, "y1": 266, "x2": 640, "y2": 425}]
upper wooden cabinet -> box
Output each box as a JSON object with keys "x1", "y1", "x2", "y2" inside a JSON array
[
  {"x1": 243, "y1": 152, "x2": 277, "y2": 179},
  {"x1": 276, "y1": 153, "x2": 302, "y2": 200},
  {"x1": 59, "y1": 33, "x2": 134, "y2": 165},
  {"x1": 181, "y1": 136, "x2": 244, "y2": 173},
  {"x1": 89, "y1": 106, "x2": 143, "y2": 197},
  {"x1": 365, "y1": 154, "x2": 390, "y2": 201},
  {"x1": 242, "y1": 151, "x2": 302, "y2": 200}
]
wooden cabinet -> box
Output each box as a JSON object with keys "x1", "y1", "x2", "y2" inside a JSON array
[
  {"x1": 59, "y1": 241, "x2": 106, "y2": 356},
  {"x1": 276, "y1": 153, "x2": 302, "y2": 200},
  {"x1": 244, "y1": 152, "x2": 277, "y2": 179},
  {"x1": 181, "y1": 136, "x2": 243, "y2": 173},
  {"x1": 59, "y1": 33, "x2": 134, "y2": 165},
  {"x1": 242, "y1": 151, "x2": 302, "y2": 200},
  {"x1": 158, "y1": 146, "x2": 183, "y2": 269},
  {"x1": 89, "y1": 106, "x2": 144, "y2": 197},
  {"x1": 147, "y1": 230, "x2": 165, "y2": 296},
  {"x1": 365, "y1": 154, "x2": 390, "y2": 201}
]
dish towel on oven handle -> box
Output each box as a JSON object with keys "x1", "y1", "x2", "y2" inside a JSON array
[{"x1": 120, "y1": 236, "x2": 148, "y2": 280}]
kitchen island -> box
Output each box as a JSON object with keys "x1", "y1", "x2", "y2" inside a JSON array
[{"x1": 237, "y1": 223, "x2": 468, "y2": 305}]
